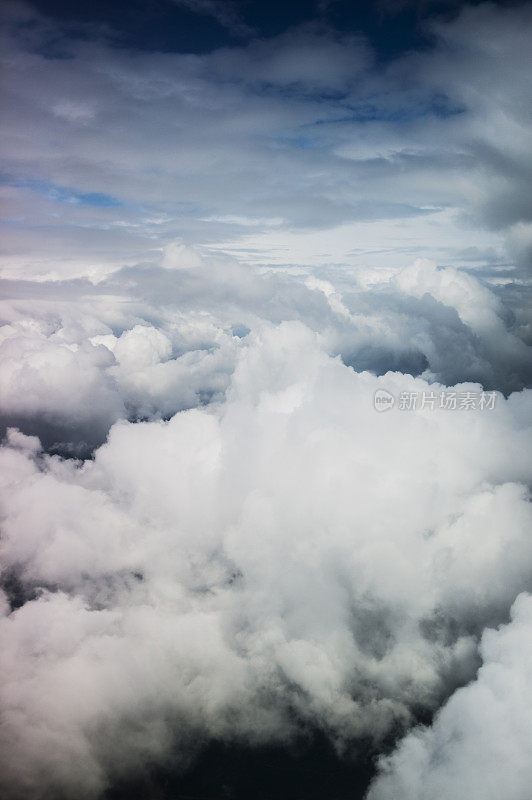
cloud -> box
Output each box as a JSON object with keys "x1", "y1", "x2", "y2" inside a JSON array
[
  {"x1": 1, "y1": 320, "x2": 531, "y2": 797},
  {"x1": 1, "y1": 2, "x2": 531, "y2": 280},
  {"x1": 0, "y1": 320, "x2": 125, "y2": 450},
  {"x1": 209, "y1": 24, "x2": 371, "y2": 91},
  {"x1": 102, "y1": 322, "x2": 236, "y2": 419},
  {"x1": 1, "y1": 253, "x2": 530, "y2": 456},
  {"x1": 1, "y1": 4, "x2": 531, "y2": 796},
  {"x1": 367, "y1": 592, "x2": 532, "y2": 800},
  {"x1": 171, "y1": 0, "x2": 255, "y2": 37}
]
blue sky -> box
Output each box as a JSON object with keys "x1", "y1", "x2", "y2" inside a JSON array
[{"x1": 3, "y1": 177, "x2": 122, "y2": 207}]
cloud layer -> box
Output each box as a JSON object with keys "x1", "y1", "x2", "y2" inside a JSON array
[
  {"x1": 1, "y1": 2, "x2": 532, "y2": 285},
  {"x1": 1, "y1": 249, "x2": 531, "y2": 455},
  {"x1": 1, "y1": 2, "x2": 532, "y2": 798},
  {"x1": 1, "y1": 314, "x2": 532, "y2": 798}
]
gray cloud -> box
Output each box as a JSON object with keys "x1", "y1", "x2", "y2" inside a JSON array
[
  {"x1": 1, "y1": 2, "x2": 531, "y2": 280},
  {"x1": 171, "y1": 0, "x2": 255, "y2": 37},
  {"x1": 367, "y1": 592, "x2": 532, "y2": 800}
]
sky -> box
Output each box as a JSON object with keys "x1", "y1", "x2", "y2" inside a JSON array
[{"x1": 1, "y1": 1, "x2": 532, "y2": 799}]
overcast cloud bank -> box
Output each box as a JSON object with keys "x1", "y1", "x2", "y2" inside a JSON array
[{"x1": 1, "y1": 2, "x2": 532, "y2": 283}]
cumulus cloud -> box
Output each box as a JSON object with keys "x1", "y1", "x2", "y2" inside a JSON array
[
  {"x1": 1, "y1": 3, "x2": 531, "y2": 797},
  {"x1": 1, "y1": 320, "x2": 531, "y2": 798},
  {"x1": 0, "y1": 320, "x2": 125, "y2": 450},
  {"x1": 1, "y1": 253, "x2": 530, "y2": 455},
  {"x1": 367, "y1": 592, "x2": 532, "y2": 800}
]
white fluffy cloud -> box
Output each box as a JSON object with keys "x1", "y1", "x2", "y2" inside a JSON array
[
  {"x1": 1, "y1": 320, "x2": 531, "y2": 798},
  {"x1": 0, "y1": 321, "x2": 125, "y2": 448},
  {"x1": 1, "y1": 3, "x2": 531, "y2": 796},
  {"x1": 1, "y1": 253, "x2": 530, "y2": 459},
  {"x1": 367, "y1": 592, "x2": 532, "y2": 800}
]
